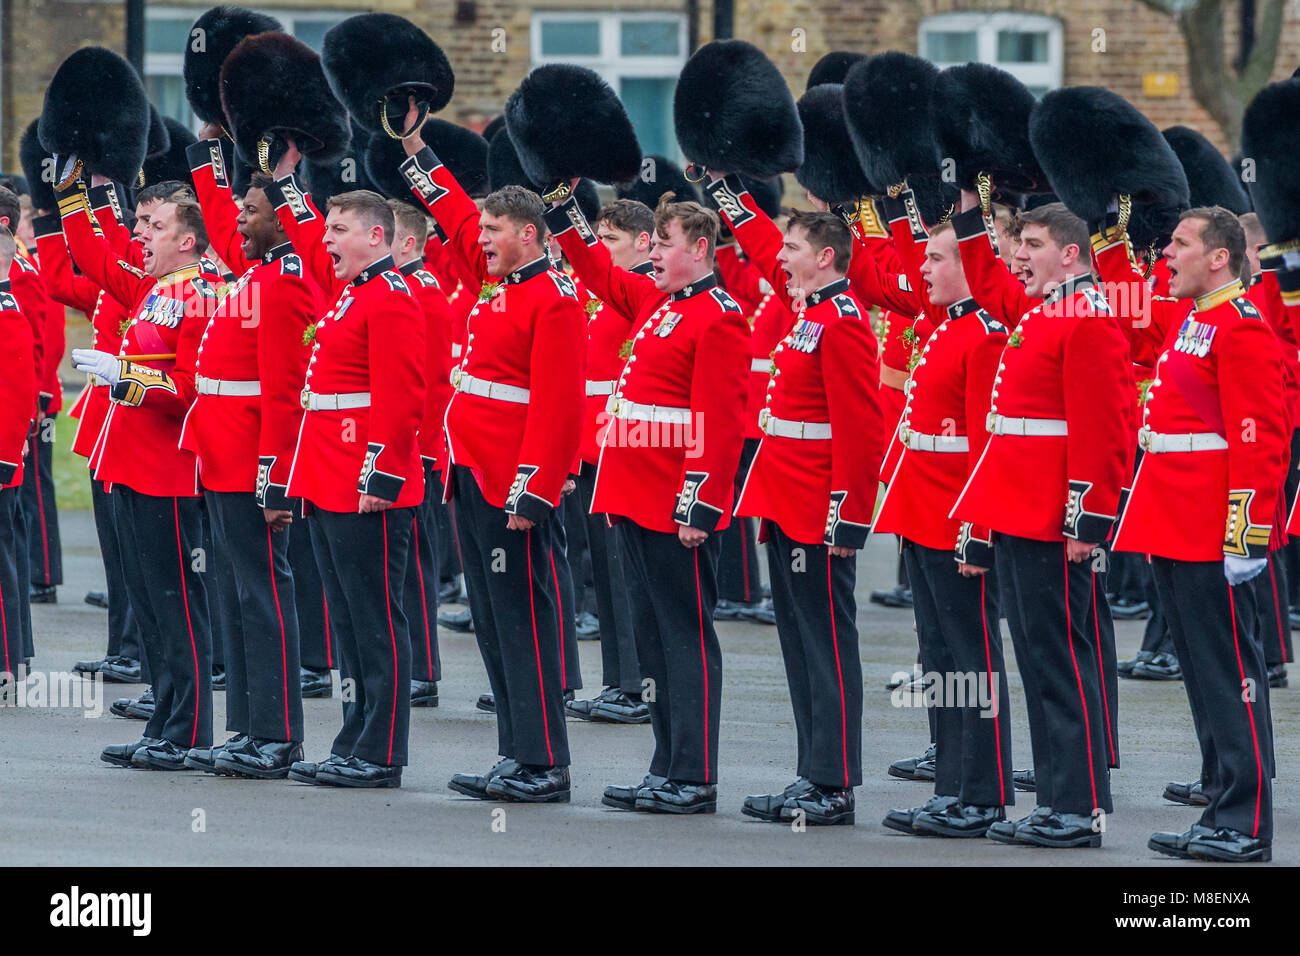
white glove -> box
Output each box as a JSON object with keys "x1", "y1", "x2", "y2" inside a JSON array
[
  {"x1": 1281, "y1": 250, "x2": 1300, "y2": 271},
  {"x1": 71, "y1": 348, "x2": 120, "y2": 387},
  {"x1": 1224, "y1": 555, "x2": 1267, "y2": 586}
]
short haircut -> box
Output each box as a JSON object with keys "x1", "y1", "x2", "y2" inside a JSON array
[
  {"x1": 1182, "y1": 205, "x2": 1247, "y2": 278},
  {"x1": 785, "y1": 208, "x2": 852, "y2": 272},
  {"x1": 0, "y1": 225, "x2": 15, "y2": 259},
  {"x1": 1238, "y1": 210, "x2": 1264, "y2": 244},
  {"x1": 0, "y1": 186, "x2": 18, "y2": 228},
  {"x1": 387, "y1": 199, "x2": 430, "y2": 246},
  {"x1": 246, "y1": 172, "x2": 276, "y2": 194},
  {"x1": 654, "y1": 191, "x2": 719, "y2": 259},
  {"x1": 482, "y1": 185, "x2": 546, "y2": 240},
  {"x1": 137, "y1": 180, "x2": 190, "y2": 206},
  {"x1": 928, "y1": 219, "x2": 956, "y2": 239},
  {"x1": 597, "y1": 198, "x2": 654, "y2": 239},
  {"x1": 1013, "y1": 202, "x2": 1089, "y2": 256},
  {"x1": 167, "y1": 198, "x2": 210, "y2": 252},
  {"x1": 327, "y1": 189, "x2": 395, "y2": 246}
]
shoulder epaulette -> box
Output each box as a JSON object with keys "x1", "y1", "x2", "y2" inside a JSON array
[
  {"x1": 975, "y1": 309, "x2": 1006, "y2": 335},
  {"x1": 413, "y1": 269, "x2": 439, "y2": 289},
  {"x1": 381, "y1": 272, "x2": 408, "y2": 292},
  {"x1": 710, "y1": 287, "x2": 742, "y2": 313},
  {"x1": 0, "y1": 290, "x2": 19, "y2": 312},
  {"x1": 15, "y1": 255, "x2": 37, "y2": 274},
  {"x1": 117, "y1": 260, "x2": 148, "y2": 279},
  {"x1": 192, "y1": 276, "x2": 218, "y2": 298},
  {"x1": 279, "y1": 253, "x2": 303, "y2": 277},
  {"x1": 831, "y1": 293, "x2": 860, "y2": 319},
  {"x1": 549, "y1": 270, "x2": 578, "y2": 300},
  {"x1": 1233, "y1": 297, "x2": 1262, "y2": 320}
]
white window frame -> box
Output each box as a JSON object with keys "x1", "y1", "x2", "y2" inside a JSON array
[{"x1": 919, "y1": 11, "x2": 1063, "y2": 93}]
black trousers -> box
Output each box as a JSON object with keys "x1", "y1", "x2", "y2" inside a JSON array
[
  {"x1": 767, "y1": 523, "x2": 863, "y2": 789},
  {"x1": 547, "y1": 511, "x2": 582, "y2": 693},
  {"x1": 618, "y1": 520, "x2": 722, "y2": 784},
  {"x1": 563, "y1": 489, "x2": 595, "y2": 615},
  {"x1": 202, "y1": 506, "x2": 225, "y2": 676},
  {"x1": 1152, "y1": 557, "x2": 1273, "y2": 840},
  {"x1": 291, "y1": 507, "x2": 332, "y2": 671},
  {"x1": 0, "y1": 486, "x2": 28, "y2": 674},
  {"x1": 435, "y1": 498, "x2": 460, "y2": 584},
  {"x1": 1255, "y1": 551, "x2": 1293, "y2": 667},
  {"x1": 1138, "y1": 558, "x2": 1175, "y2": 654},
  {"x1": 903, "y1": 539, "x2": 1013, "y2": 807},
  {"x1": 311, "y1": 506, "x2": 412, "y2": 766},
  {"x1": 406, "y1": 461, "x2": 442, "y2": 683},
  {"x1": 998, "y1": 534, "x2": 1112, "y2": 815},
  {"x1": 205, "y1": 491, "x2": 303, "y2": 742},
  {"x1": 576, "y1": 462, "x2": 640, "y2": 693},
  {"x1": 718, "y1": 438, "x2": 761, "y2": 603},
  {"x1": 452, "y1": 466, "x2": 569, "y2": 767},
  {"x1": 13, "y1": 481, "x2": 32, "y2": 659},
  {"x1": 1087, "y1": 555, "x2": 1120, "y2": 768},
  {"x1": 112, "y1": 487, "x2": 212, "y2": 748},
  {"x1": 91, "y1": 480, "x2": 147, "y2": 672},
  {"x1": 22, "y1": 417, "x2": 62, "y2": 588}
]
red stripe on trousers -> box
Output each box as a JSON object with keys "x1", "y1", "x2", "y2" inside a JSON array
[
  {"x1": 1226, "y1": 586, "x2": 1264, "y2": 838},
  {"x1": 267, "y1": 526, "x2": 291, "y2": 741},
  {"x1": 381, "y1": 512, "x2": 399, "y2": 765},
  {"x1": 526, "y1": 529, "x2": 554, "y2": 765},
  {"x1": 174, "y1": 499, "x2": 201, "y2": 748},
  {"x1": 826, "y1": 551, "x2": 849, "y2": 788},
  {"x1": 979, "y1": 574, "x2": 1006, "y2": 806},
  {"x1": 1063, "y1": 549, "x2": 1099, "y2": 811}
]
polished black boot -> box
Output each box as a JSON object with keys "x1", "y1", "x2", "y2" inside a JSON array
[
  {"x1": 888, "y1": 743, "x2": 936, "y2": 781},
  {"x1": 215, "y1": 738, "x2": 305, "y2": 779},
  {"x1": 411, "y1": 679, "x2": 439, "y2": 708},
  {"x1": 912, "y1": 801, "x2": 1004, "y2": 838},
  {"x1": 183, "y1": 733, "x2": 249, "y2": 772},
  {"x1": 635, "y1": 781, "x2": 718, "y2": 814},
  {"x1": 287, "y1": 753, "x2": 347, "y2": 785},
  {"x1": 101, "y1": 737, "x2": 164, "y2": 768},
  {"x1": 1014, "y1": 810, "x2": 1102, "y2": 848},
  {"x1": 742, "y1": 777, "x2": 814, "y2": 822},
  {"x1": 438, "y1": 606, "x2": 474, "y2": 633},
  {"x1": 1186, "y1": 827, "x2": 1273, "y2": 863},
  {"x1": 1013, "y1": 768, "x2": 1036, "y2": 792},
  {"x1": 882, "y1": 793, "x2": 959, "y2": 834},
  {"x1": 315, "y1": 755, "x2": 402, "y2": 788},
  {"x1": 781, "y1": 785, "x2": 854, "y2": 826},
  {"x1": 485, "y1": 764, "x2": 571, "y2": 803},
  {"x1": 131, "y1": 740, "x2": 193, "y2": 771},
  {"x1": 300, "y1": 667, "x2": 332, "y2": 699},
  {"x1": 448, "y1": 757, "x2": 520, "y2": 799},
  {"x1": 1162, "y1": 779, "x2": 1210, "y2": 807},
  {"x1": 602, "y1": 774, "x2": 666, "y2": 811},
  {"x1": 1148, "y1": 823, "x2": 1216, "y2": 860}
]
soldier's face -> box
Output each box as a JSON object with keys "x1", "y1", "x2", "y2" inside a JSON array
[
  {"x1": 1014, "y1": 224, "x2": 1076, "y2": 299},
  {"x1": 648, "y1": 219, "x2": 707, "y2": 292},
  {"x1": 323, "y1": 208, "x2": 386, "y2": 281},
  {"x1": 1164, "y1": 217, "x2": 1229, "y2": 299},
  {"x1": 920, "y1": 230, "x2": 969, "y2": 307},
  {"x1": 597, "y1": 222, "x2": 649, "y2": 271},
  {"x1": 140, "y1": 202, "x2": 194, "y2": 277},
  {"x1": 776, "y1": 224, "x2": 828, "y2": 296},
  {"x1": 478, "y1": 211, "x2": 532, "y2": 277},
  {"x1": 236, "y1": 187, "x2": 282, "y2": 261},
  {"x1": 133, "y1": 199, "x2": 163, "y2": 243}
]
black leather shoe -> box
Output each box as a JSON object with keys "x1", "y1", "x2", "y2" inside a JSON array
[
  {"x1": 869, "y1": 585, "x2": 912, "y2": 609},
  {"x1": 713, "y1": 598, "x2": 747, "y2": 621},
  {"x1": 1186, "y1": 827, "x2": 1273, "y2": 862},
  {"x1": 603, "y1": 774, "x2": 667, "y2": 810},
  {"x1": 742, "y1": 777, "x2": 814, "y2": 822},
  {"x1": 211, "y1": 670, "x2": 226, "y2": 692},
  {"x1": 566, "y1": 686, "x2": 618, "y2": 720},
  {"x1": 411, "y1": 680, "x2": 439, "y2": 707},
  {"x1": 183, "y1": 734, "x2": 249, "y2": 772},
  {"x1": 215, "y1": 738, "x2": 304, "y2": 779},
  {"x1": 886, "y1": 664, "x2": 921, "y2": 690},
  {"x1": 1162, "y1": 779, "x2": 1210, "y2": 807},
  {"x1": 888, "y1": 743, "x2": 936, "y2": 780},
  {"x1": 1149, "y1": 823, "x2": 1216, "y2": 859},
  {"x1": 1014, "y1": 810, "x2": 1102, "y2": 848},
  {"x1": 287, "y1": 754, "x2": 347, "y2": 784},
  {"x1": 74, "y1": 656, "x2": 109, "y2": 675},
  {"x1": 437, "y1": 578, "x2": 461, "y2": 605},
  {"x1": 913, "y1": 801, "x2": 1004, "y2": 837},
  {"x1": 1013, "y1": 768, "x2": 1036, "y2": 792},
  {"x1": 300, "y1": 667, "x2": 332, "y2": 698},
  {"x1": 780, "y1": 785, "x2": 854, "y2": 825},
  {"x1": 1268, "y1": 663, "x2": 1287, "y2": 688},
  {"x1": 1131, "y1": 652, "x2": 1181, "y2": 680},
  {"x1": 448, "y1": 757, "x2": 521, "y2": 799},
  {"x1": 1117, "y1": 649, "x2": 1155, "y2": 677},
  {"x1": 131, "y1": 739, "x2": 193, "y2": 771},
  {"x1": 476, "y1": 692, "x2": 495, "y2": 713},
  {"x1": 1109, "y1": 597, "x2": 1151, "y2": 620},
  {"x1": 29, "y1": 585, "x2": 56, "y2": 604},
  {"x1": 111, "y1": 687, "x2": 154, "y2": 720},
  {"x1": 986, "y1": 806, "x2": 1051, "y2": 844},
  {"x1": 439, "y1": 607, "x2": 474, "y2": 633},
  {"x1": 575, "y1": 611, "x2": 600, "y2": 640},
  {"x1": 485, "y1": 764, "x2": 571, "y2": 803},
  {"x1": 99, "y1": 656, "x2": 142, "y2": 683},
  {"x1": 741, "y1": 597, "x2": 776, "y2": 625},
  {"x1": 882, "y1": 794, "x2": 960, "y2": 834},
  {"x1": 101, "y1": 737, "x2": 163, "y2": 768},
  {"x1": 84, "y1": 590, "x2": 110, "y2": 609},
  {"x1": 590, "y1": 690, "x2": 650, "y2": 724},
  {"x1": 315, "y1": 755, "x2": 402, "y2": 788},
  {"x1": 636, "y1": 780, "x2": 717, "y2": 814}
]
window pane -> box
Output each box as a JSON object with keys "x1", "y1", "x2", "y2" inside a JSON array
[
  {"x1": 146, "y1": 75, "x2": 196, "y2": 131},
  {"x1": 621, "y1": 20, "x2": 680, "y2": 56},
  {"x1": 294, "y1": 19, "x2": 339, "y2": 52},
  {"x1": 620, "y1": 77, "x2": 677, "y2": 161},
  {"x1": 997, "y1": 31, "x2": 1049, "y2": 64},
  {"x1": 540, "y1": 21, "x2": 601, "y2": 57},
  {"x1": 924, "y1": 30, "x2": 977, "y2": 62},
  {"x1": 148, "y1": 17, "x2": 194, "y2": 55}
]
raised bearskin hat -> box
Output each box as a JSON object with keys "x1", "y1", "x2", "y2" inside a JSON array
[
  {"x1": 221, "y1": 32, "x2": 351, "y2": 174},
  {"x1": 322, "y1": 14, "x2": 454, "y2": 138},
  {"x1": 306, "y1": 123, "x2": 378, "y2": 208},
  {"x1": 1162, "y1": 126, "x2": 1250, "y2": 215},
  {"x1": 366, "y1": 118, "x2": 489, "y2": 203},
  {"x1": 20, "y1": 120, "x2": 56, "y2": 211},
  {"x1": 141, "y1": 117, "x2": 198, "y2": 192},
  {"x1": 145, "y1": 107, "x2": 171, "y2": 162},
  {"x1": 908, "y1": 176, "x2": 960, "y2": 231},
  {"x1": 38, "y1": 47, "x2": 150, "y2": 185},
  {"x1": 807, "y1": 51, "x2": 865, "y2": 90},
  {"x1": 485, "y1": 126, "x2": 601, "y2": 222},
  {"x1": 617, "y1": 154, "x2": 700, "y2": 207},
  {"x1": 482, "y1": 115, "x2": 506, "y2": 145},
  {"x1": 185, "y1": 6, "x2": 283, "y2": 126},
  {"x1": 1029, "y1": 86, "x2": 1188, "y2": 228},
  {"x1": 931, "y1": 63, "x2": 1046, "y2": 198},
  {"x1": 674, "y1": 40, "x2": 803, "y2": 179},
  {"x1": 1242, "y1": 78, "x2": 1300, "y2": 242},
  {"x1": 505, "y1": 65, "x2": 641, "y2": 189},
  {"x1": 795, "y1": 84, "x2": 876, "y2": 204},
  {"x1": 843, "y1": 52, "x2": 940, "y2": 191},
  {"x1": 1126, "y1": 201, "x2": 1185, "y2": 254}
]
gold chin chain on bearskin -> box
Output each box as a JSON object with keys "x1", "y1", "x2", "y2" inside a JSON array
[
  {"x1": 684, "y1": 163, "x2": 707, "y2": 184},
  {"x1": 136, "y1": 169, "x2": 146, "y2": 188},
  {"x1": 55, "y1": 158, "x2": 84, "y2": 191},
  {"x1": 379, "y1": 100, "x2": 429, "y2": 140},
  {"x1": 887, "y1": 181, "x2": 906, "y2": 199},
  {"x1": 257, "y1": 135, "x2": 273, "y2": 175},
  {"x1": 542, "y1": 181, "x2": 573, "y2": 205},
  {"x1": 1115, "y1": 193, "x2": 1155, "y2": 278}
]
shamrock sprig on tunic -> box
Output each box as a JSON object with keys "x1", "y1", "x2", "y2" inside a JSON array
[
  {"x1": 901, "y1": 326, "x2": 918, "y2": 349},
  {"x1": 302, "y1": 324, "x2": 317, "y2": 346},
  {"x1": 118, "y1": 317, "x2": 132, "y2": 337},
  {"x1": 479, "y1": 280, "x2": 502, "y2": 302},
  {"x1": 1137, "y1": 377, "x2": 1154, "y2": 405},
  {"x1": 618, "y1": 338, "x2": 634, "y2": 360},
  {"x1": 1007, "y1": 329, "x2": 1024, "y2": 348},
  {"x1": 584, "y1": 297, "x2": 601, "y2": 318}
]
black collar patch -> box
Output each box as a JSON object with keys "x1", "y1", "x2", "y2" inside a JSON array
[
  {"x1": 670, "y1": 272, "x2": 719, "y2": 302},
  {"x1": 354, "y1": 255, "x2": 398, "y2": 287},
  {"x1": 505, "y1": 256, "x2": 551, "y2": 285},
  {"x1": 807, "y1": 276, "x2": 850, "y2": 306}
]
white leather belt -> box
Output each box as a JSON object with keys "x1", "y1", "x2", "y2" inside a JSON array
[
  {"x1": 451, "y1": 343, "x2": 463, "y2": 358},
  {"x1": 1139, "y1": 428, "x2": 1228, "y2": 453},
  {"x1": 196, "y1": 375, "x2": 260, "y2": 397},
  {"x1": 585, "y1": 379, "x2": 615, "y2": 396},
  {"x1": 303, "y1": 390, "x2": 371, "y2": 411},
  {"x1": 986, "y1": 414, "x2": 1068, "y2": 437},
  {"x1": 902, "y1": 427, "x2": 969, "y2": 452},
  {"x1": 607, "y1": 397, "x2": 691, "y2": 425},
  {"x1": 751, "y1": 357, "x2": 772, "y2": 373},
  {"x1": 450, "y1": 369, "x2": 530, "y2": 404},
  {"x1": 761, "y1": 411, "x2": 831, "y2": 440}
]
